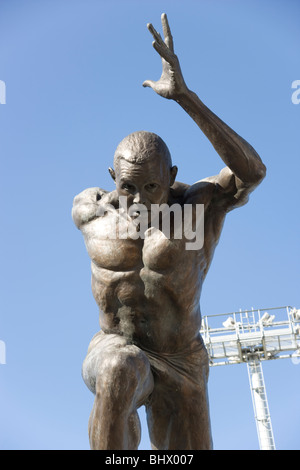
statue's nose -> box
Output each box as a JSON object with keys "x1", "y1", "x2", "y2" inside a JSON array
[{"x1": 133, "y1": 192, "x2": 145, "y2": 204}]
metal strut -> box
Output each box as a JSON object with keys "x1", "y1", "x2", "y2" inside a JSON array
[
  {"x1": 247, "y1": 356, "x2": 275, "y2": 450},
  {"x1": 200, "y1": 306, "x2": 300, "y2": 449}
]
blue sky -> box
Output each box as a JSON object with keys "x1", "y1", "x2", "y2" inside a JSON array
[{"x1": 0, "y1": 0, "x2": 299, "y2": 450}]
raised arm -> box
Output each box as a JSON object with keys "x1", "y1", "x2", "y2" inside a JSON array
[{"x1": 143, "y1": 14, "x2": 266, "y2": 191}]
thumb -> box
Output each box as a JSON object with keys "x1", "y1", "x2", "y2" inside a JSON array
[{"x1": 142, "y1": 79, "x2": 156, "y2": 89}]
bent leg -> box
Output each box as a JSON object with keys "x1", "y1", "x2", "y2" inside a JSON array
[
  {"x1": 146, "y1": 347, "x2": 213, "y2": 450},
  {"x1": 82, "y1": 332, "x2": 154, "y2": 450}
]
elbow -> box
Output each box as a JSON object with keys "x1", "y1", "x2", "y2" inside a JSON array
[
  {"x1": 245, "y1": 150, "x2": 266, "y2": 185},
  {"x1": 238, "y1": 160, "x2": 266, "y2": 186},
  {"x1": 256, "y1": 161, "x2": 267, "y2": 184}
]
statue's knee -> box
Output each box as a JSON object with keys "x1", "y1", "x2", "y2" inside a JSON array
[{"x1": 96, "y1": 347, "x2": 149, "y2": 403}]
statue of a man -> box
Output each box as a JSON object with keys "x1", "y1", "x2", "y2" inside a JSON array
[{"x1": 72, "y1": 14, "x2": 266, "y2": 450}]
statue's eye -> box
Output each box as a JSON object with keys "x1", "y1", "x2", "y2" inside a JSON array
[
  {"x1": 146, "y1": 183, "x2": 158, "y2": 192},
  {"x1": 122, "y1": 183, "x2": 135, "y2": 192}
]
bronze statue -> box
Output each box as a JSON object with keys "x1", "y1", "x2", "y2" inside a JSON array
[{"x1": 72, "y1": 14, "x2": 266, "y2": 450}]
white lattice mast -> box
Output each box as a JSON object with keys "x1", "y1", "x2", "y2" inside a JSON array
[
  {"x1": 200, "y1": 306, "x2": 300, "y2": 450},
  {"x1": 247, "y1": 356, "x2": 275, "y2": 450}
]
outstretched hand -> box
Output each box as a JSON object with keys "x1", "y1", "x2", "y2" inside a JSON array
[{"x1": 143, "y1": 13, "x2": 188, "y2": 100}]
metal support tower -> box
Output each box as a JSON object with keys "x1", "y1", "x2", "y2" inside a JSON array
[
  {"x1": 200, "y1": 306, "x2": 300, "y2": 450},
  {"x1": 247, "y1": 356, "x2": 275, "y2": 450}
]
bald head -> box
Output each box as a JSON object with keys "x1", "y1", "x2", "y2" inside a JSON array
[
  {"x1": 113, "y1": 131, "x2": 172, "y2": 171},
  {"x1": 109, "y1": 131, "x2": 178, "y2": 206}
]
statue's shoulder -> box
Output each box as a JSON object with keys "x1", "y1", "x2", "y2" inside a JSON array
[
  {"x1": 169, "y1": 181, "x2": 190, "y2": 205},
  {"x1": 183, "y1": 177, "x2": 216, "y2": 206}
]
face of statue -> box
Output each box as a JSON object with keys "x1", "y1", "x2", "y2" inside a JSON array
[{"x1": 111, "y1": 151, "x2": 177, "y2": 213}]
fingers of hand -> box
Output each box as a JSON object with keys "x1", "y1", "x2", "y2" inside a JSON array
[
  {"x1": 161, "y1": 13, "x2": 174, "y2": 51},
  {"x1": 152, "y1": 40, "x2": 175, "y2": 66},
  {"x1": 147, "y1": 23, "x2": 165, "y2": 47}
]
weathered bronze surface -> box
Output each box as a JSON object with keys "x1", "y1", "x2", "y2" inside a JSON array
[{"x1": 72, "y1": 14, "x2": 266, "y2": 450}]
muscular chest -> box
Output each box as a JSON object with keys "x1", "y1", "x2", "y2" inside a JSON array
[{"x1": 82, "y1": 211, "x2": 187, "y2": 272}]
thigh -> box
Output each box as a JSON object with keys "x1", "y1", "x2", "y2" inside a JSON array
[
  {"x1": 82, "y1": 331, "x2": 154, "y2": 406},
  {"x1": 146, "y1": 347, "x2": 213, "y2": 450}
]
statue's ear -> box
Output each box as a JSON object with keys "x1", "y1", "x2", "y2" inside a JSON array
[
  {"x1": 108, "y1": 167, "x2": 116, "y2": 182},
  {"x1": 170, "y1": 165, "x2": 178, "y2": 186}
]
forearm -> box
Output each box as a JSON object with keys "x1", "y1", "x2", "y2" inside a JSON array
[{"x1": 176, "y1": 89, "x2": 266, "y2": 184}]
